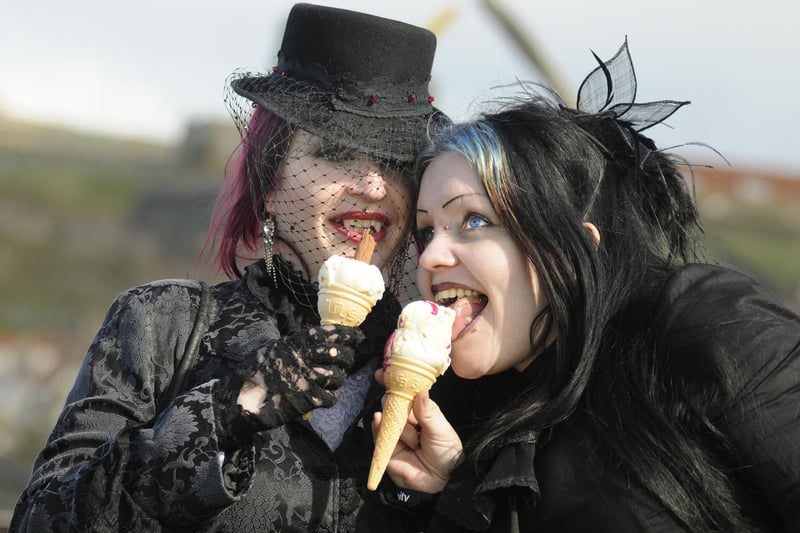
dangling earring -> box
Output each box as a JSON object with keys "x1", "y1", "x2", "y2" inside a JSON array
[{"x1": 261, "y1": 215, "x2": 276, "y2": 283}]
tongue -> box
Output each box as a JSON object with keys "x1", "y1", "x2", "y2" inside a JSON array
[{"x1": 449, "y1": 296, "x2": 484, "y2": 340}]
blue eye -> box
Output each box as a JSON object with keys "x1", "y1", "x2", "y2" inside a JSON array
[
  {"x1": 466, "y1": 213, "x2": 489, "y2": 229},
  {"x1": 417, "y1": 226, "x2": 435, "y2": 244}
]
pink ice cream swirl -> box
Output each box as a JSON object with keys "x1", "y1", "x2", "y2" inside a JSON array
[{"x1": 383, "y1": 300, "x2": 456, "y2": 375}]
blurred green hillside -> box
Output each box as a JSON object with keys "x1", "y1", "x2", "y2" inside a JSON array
[
  {"x1": 692, "y1": 166, "x2": 800, "y2": 310},
  {"x1": 0, "y1": 115, "x2": 798, "y2": 516},
  {"x1": 0, "y1": 116, "x2": 232, "y2": 341}
]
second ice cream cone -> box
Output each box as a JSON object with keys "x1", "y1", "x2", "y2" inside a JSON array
[{"x1": 367, "y1": 356, "x2": 439, "y2": 491}]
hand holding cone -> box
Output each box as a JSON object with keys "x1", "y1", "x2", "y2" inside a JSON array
[
  {"x1": 367, "y1": 301, "x2": 455, "y2": 490},
  {"x1": 307, "y1": 231, "x2": 384, "y2": 420}
]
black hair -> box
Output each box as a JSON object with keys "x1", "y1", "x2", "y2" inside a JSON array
[{"x1": 416, "y1": 90, "x2": 751, "y2": 531}]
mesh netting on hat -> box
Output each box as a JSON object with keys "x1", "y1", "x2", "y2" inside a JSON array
[
  {"x1": 223, "y1": 71, "x2": 425, "y2": 312},
  {"x1": 229, "y1": 67, "x2": 439, "y2": 164}
]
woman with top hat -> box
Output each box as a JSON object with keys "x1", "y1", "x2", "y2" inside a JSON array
[
  {"x1": 372, "y1": 40, "x2": 800, "y2": 531},
  {"x1": 11, "y1": 4, "x2": 447, "y2": 532}
]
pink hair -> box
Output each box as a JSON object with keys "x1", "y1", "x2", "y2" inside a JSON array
[{"x1": 202, "y1": 106, "x2": 293, "y2": 279}]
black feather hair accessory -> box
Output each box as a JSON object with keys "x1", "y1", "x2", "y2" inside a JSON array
[{"x1": 576, "y1": 37, "x2": 690, "y2": 132}]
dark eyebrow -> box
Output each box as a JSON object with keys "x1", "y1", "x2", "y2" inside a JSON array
[
  {"x1": 442, "y1": 193, "x2": 480, "y2": 209},
  {"x1": 417, "y1": 193, "x2": 482, "y2": 216}
]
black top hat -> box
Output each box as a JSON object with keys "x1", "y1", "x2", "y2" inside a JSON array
[{"x1": 230, "y1": 3, "x2": 443, "y2": 163}]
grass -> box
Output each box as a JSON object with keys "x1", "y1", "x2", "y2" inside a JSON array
[
  {"x1": 703, "y1": 218, "x2": 800, "y2": 309},
  {"x1": 0, "y1": 165, "x2": 137, "y2": 219},
  {"x1": 0, "y1": 119, "x2": 224, "y2": 337}
]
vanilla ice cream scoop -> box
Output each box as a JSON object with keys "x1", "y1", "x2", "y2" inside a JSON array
[
  {"x1": 317, "y1": 254, "x2": 385, "y2": 326},
  {"x1": 383, "y1": 300, "x2": 455, "y2": 373}
]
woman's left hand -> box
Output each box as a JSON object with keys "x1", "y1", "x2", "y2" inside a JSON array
[{"x1": 373, "y1": 369, "x2": 463, "y2": 493}]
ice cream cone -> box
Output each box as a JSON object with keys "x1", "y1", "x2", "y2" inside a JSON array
[
  {"x1": 367, "y1": 355, "x2": 439, "y2": 491},
  {"x1": 317, "y1": 230, "x2": 384, "y2": 328}
]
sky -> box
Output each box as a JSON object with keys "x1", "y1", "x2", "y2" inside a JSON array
[{"x1": 2, "y1": 0, "x2": 799, "y2": 174}]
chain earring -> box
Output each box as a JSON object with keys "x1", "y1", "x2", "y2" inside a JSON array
[{"x1": 262, "y1": 215, "x2": 276, "y2": 284}]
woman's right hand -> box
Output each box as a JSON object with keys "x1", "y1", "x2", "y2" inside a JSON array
[
  {"x1": 373, "y1": 370, "x2": 463, "y2": 493},
  {"x1": 237, "y1": 324, "x2": 365, "y2": 427}
]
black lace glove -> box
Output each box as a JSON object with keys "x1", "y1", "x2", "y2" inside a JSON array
[
  {"x1": 355, "y1": 291, "x2": 401, "y2": 368},
  {"x1": 235, "y1": 323, "x2": 365, "y2": 430}
]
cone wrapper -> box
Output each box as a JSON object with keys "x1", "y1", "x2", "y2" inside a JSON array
[
  {"x1": 367, "y1": 356, "x2": 439, "y2": 491},
  {"x1": 318, "y1": 283, "x2": 375, "y2": 326}
]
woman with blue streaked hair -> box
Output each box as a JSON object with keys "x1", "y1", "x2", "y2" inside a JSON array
[{"x1": 371, "y1": 40, "x2": 800, "y2": 532}]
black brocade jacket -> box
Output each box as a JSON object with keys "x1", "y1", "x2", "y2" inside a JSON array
[
  {"x1": 10, "y1": 260, "x2": 415, "y2": 532},
  {"x1": 400, "y1": 264, "x2": 800, "y2": 532}
]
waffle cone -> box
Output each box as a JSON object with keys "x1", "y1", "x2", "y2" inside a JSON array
[
  {"x1": 318, "y1": 283, "x2": 374, "y2": 326},
  {"x1": 367, "y1": 356, "x2": 439, "y2": 491},
  {"x1": 355, "y1": 230, "x2": 376, "y2": 263}
]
